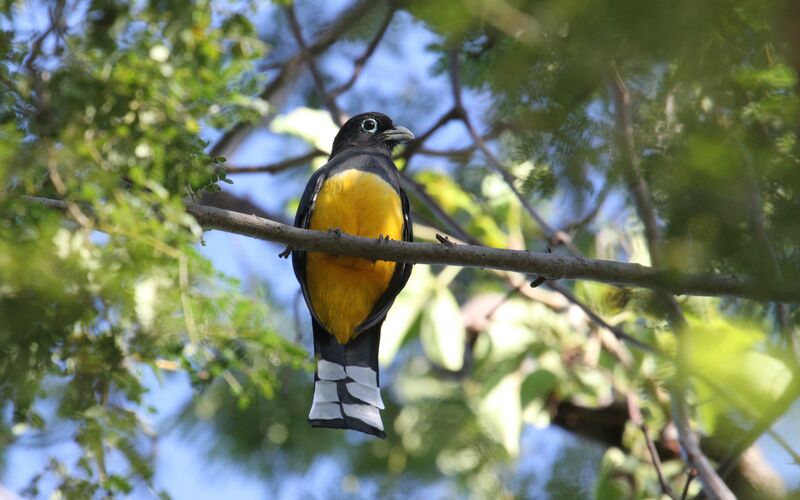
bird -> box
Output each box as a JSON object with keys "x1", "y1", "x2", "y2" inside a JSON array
[{"x1": 291, "y1": 112, "x2": 415, "y2": 438}]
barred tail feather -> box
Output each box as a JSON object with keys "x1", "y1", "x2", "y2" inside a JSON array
[{"x1": 308, "y1": 319, "x2": 386, "y2": 438}]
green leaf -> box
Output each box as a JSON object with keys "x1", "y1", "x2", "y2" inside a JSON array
[
  {"x1": 685, "y1": 316, "x2": 793, "y2": 434},
  {"x1": 271, "y1": 107, "x2": 338, "y2": 154},
  {"x1": 380, "y1": 265, "x2": 434, "y2": 364},
  {"x1": 419, "y1": 282, "x2": 465, "y2": 372},
  {"x1": 594, "y1": 448, "x2": 634, "y2": 500},
  {"x1": 734, "y1": 63, "x2": 797, "y2": 90},
  {"x1": 520, "y1": 368, "x2": 557, "y2": 408},
  {"x1": 476, "y1": 371, "x2": 522, "y2": 456},
  {"x1": 482, "y1": 298, "x2": 540, "y2": 362}
]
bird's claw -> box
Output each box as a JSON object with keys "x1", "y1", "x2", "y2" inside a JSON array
[
  {"x1": 328, "y1": 228, "x2": 342, "y2": 238},
  {"x1": 435, "y1": 234, "x2": 456, "y2": 247},
  {"x1": 530, "y1": 276, "x2": 547, "y2": 288}
]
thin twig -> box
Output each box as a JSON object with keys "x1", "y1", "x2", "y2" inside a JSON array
[
  {"x1": 415, "y1": 125, "x2": 507, "y2": 159},
  {"x1": 285, "y1": 5, "x2": 345, "y2": 126},
  {"x1": 484, "y1": 283, "x2": 525, "y2": 322},
  {"x1": 681, "y1": 470, "x2": 698, "y2": 500},
  {"x1": 628, "y1": 392, "x2": 678, "y2": 499},
  {"x1": 46, "y1": 152, "x2": 92, "y2": 228},
  {"x1": 562, "y1": 181, "x2": 613, "y2": 233},
  {"x1": 399, "y1": 172, "x2": 481, "y2": 245},
  {"x1": 435, "y1": 234, "x2": 456, "y2": 247},
  {"x1": 415, "y1": 145, "x2": 476, "y2": 159},
  {"x1": 329, "y1": 8, "x2": 395, "y2": 97},
  {"x1": 548, "y1": 281, "x2": 657, "y2": 354},
  {"x1": 448, "y1": 49, "x2": 581, "y2": 255},
  {"x1": 401, "y1": 107, "x2": 459, "y2": 160},
  {"x1": 225, "y1": 149, "x2": 325, "y2": 175},
  {"x1": 209, "y1": 0, "x2": 377, "y2": 157}
]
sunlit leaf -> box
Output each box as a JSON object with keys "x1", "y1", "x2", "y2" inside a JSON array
[
  {"x1": 594, "y1": 448, "x2": 634, "y2": 500},
  {"x1": 380, "y1": 265, "x2": 434, "y2": 364},
  {"x1": 481, "y1": 299, "x2": 540, "y2": 362},
  {"x1": 520, "y1": 369, "x2": 557, "y2": 408},
  {"x1": 271, "y1": 107, "x2": 339, "y2": 154},
  {"x1": 685, "y1": 317, "x2": 793, "y2": 434},
  {"x1": 419, "y1": 280, "x2": 466, "y2": 372},
  {"x1": 476, "y1": 371, "x2": 522, "y2": 456}
]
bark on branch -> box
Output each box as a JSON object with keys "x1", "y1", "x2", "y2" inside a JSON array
[{"x1": 24, "y1": 196, "x2": 800, "y2": 303}]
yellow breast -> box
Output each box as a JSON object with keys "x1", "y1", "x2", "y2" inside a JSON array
[{"x1": 306, "y1": 169, "x2": 404, "y2": 344}]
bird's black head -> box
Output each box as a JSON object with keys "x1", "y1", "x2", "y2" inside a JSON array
[{"x1": 330, "y1": 112, "x2": 415, "y2": 158}]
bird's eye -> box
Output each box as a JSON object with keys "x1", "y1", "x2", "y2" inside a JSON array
[{"x1": 360, "y1": 118, "x2": 378, "y2": 134}]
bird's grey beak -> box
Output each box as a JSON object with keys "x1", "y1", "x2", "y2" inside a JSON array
[{"x1": 381, "y1": 125, "x2": 415, "y2": 144}]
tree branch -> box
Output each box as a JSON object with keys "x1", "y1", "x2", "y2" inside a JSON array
[
  {"x1": 448, "y1": 50, "x2": 581, "y2": 255},
  {"x1": 329, "y1": 8, "x2": 395, "y2": 97},
  {"x1": 400, "y1": 107, "x2": 459, "y2": 160},
  {"x1": 24, "y1": 196, "x2": 800, "y2": 303},
  {"x1": 628, "y1": 392, "x2": 678, "y2": 499},
  {"x1": 198, "y1": 190, "x2": 290, "y2": 225},
  {"x1": 285, "y1": 5, "x2": 345, "y2": 126},
  {"x1": 738, "y1": 142, "x2": 799, "y2": 360},
  {"x1": 209, "y1": 0, "x2": 378, "y2": 157},
  {"x1": 24, "y1": 0, "x2": 66, "y2": 77},
  {"x1": 398, "y1": 173, "x2": 481, "y2": 245},
  {"x1": 610, "y1": 63, "x2": 735, "y2": 500},
  {"x1": 225, "y1": 149, "x2": 325, "y2": 175},
  {"x1": 547, "y1": 281, "x2": 656, "y2": 354},
  {"x1": 610, "y1": 64, "x2": 668, "y2": 267}
]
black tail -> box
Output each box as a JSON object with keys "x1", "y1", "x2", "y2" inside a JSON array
[{"x1": 308, "y1": 319, "x2": 386, "y2": 438}]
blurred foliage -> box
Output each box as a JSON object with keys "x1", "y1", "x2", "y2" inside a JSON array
[
  {"x1": 1, "y1": 0, "x2": 799, "y2": 499},
  {"x1": 0, "y1": 1, "x2": 303, "y2": 497}
]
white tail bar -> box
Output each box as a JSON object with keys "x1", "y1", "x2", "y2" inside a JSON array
[
  {"x1": 343, "y1": 404, "x2": 384, "y2": 431},
  {"x1": 346, "y1": 382, "x2": 384, "y2": 409}
]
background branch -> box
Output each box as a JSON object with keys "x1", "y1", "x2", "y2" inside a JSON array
[
  {"x1": 610, "y1": 64, "x2": 735, "y2": 500},
  {"x1": 285, "y1": 4, "x2": 346, "y2": 126},
  {"x1": 209, "y1": 0, "x2": 378, "y2": 158},
  {"x1": 224, "y1": 149, "x2": 325, "y2": 175},
  {"x1": 628, "y1": 392, "x2": 678, "y2": 499},
  {"x1": 448, "y1": 50, "x2": 581, "y2": 255},
  {"x1": 329, "y1": 8, "x2": 395, "y2": 97}
]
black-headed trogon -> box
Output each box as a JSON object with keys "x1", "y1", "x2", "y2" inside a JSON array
[{"x1": 291, "y1": 112, "x2": 414, "y2": 438}]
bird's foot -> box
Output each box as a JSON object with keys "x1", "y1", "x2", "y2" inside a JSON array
[
  {"x1": 328, "y1": 228, "x2": 342, "y2": 238},
  {"x1": 435, "y1": 233, "x2": 456, "y2": 247}
]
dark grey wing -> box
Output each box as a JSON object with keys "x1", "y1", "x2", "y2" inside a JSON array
[
  {"x1": 291, "y1": 166, "x2": 328, "y2": 317},
  {"x1": 354, "y1": 186, "x2": 414, "y2": 333}
]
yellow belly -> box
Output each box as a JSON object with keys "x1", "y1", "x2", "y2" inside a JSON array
[{"x1": 306, "y1": 169, "x2": 404, "y2": 344}]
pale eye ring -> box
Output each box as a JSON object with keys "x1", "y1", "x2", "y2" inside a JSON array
[{"x1": 361, "y1": 118, "x2": 378, "y2": 134}]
